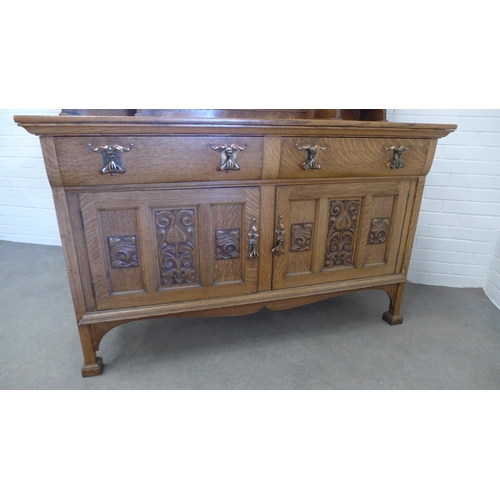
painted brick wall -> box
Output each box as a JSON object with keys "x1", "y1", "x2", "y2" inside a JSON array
[
  {"x1": 387, "y1": 110, "x2": 500, "y2": 308},
  {"x1": 0, "y1": 109, "x2": 61, "y2": 245},
  {"x1": 485, "y1": 237, "x2": 500, "y2": 308},
  {"x1": 1, "y1": 109, "x2": 499, "y2": 308}
]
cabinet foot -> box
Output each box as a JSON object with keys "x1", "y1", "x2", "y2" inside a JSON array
[
  {"x1": 382, "y1": 311, "x2": 403, "y2": 325},
  {"x1": 381, "y1": 281, "x2": 406, "y2": 326},
  {"x1": 82, "y1": 357, "x2": 104, "y2": 377}
]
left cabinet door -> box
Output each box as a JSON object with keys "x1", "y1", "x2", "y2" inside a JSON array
[{"x1": 79, "y1": 187, "x2": 260, "y2": 310}]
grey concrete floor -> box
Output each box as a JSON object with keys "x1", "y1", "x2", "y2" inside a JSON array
[{"x1": 1, "y1": 239, "x2": 499, "y2": 389}]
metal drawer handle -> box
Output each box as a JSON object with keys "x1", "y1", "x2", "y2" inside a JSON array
[
  {"x1": 248, "y1": 218, "x2": 259, "y2": 259},
  {"x1": 271, "y1": 215, "x2": 286, "y2": 255},
  {"x1": 295, "y1": 144, "x2": 327, "y2": 170},
  {"x1": 210, "y1": 143, "x2": 249, "y2": 172},
  {"x1": 87, "y1": 143, "x2": 134, "y2": 175},
  {"x1": 384, "y1": 145, "x2": 410, "y2": 169}
]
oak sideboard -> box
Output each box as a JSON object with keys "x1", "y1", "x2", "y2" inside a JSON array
[{"x1": 15, "y1": 112, "x2": 456, "y2": 376}]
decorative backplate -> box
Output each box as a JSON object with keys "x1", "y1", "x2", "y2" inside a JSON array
[
  {"x1": 209, "y1": 143, "x2": 249, "y2": 172},
  {"x1": 271, "y1": 215, "x2": 286, "y2": 255},
  {"x1": 295, "y1": 144, "x2": 327, "y2": 170},
  {"x1": 384, "y1": 145, "x2": 409, "y2": 169},
  {"x1": 215, "y1": 229, "x2": 240, "y2": 260},
  {"x1": 368, "y1": 217, "x2": 390, "y2": 245},
  {"x1": 87, "y1": 143, "x2": 134, "y2": 175},
  {"x1": 247, "y1": 219, "x2": 259, "y2": 259},
  {"x1": 107, "y1": 235, "x2": 139, "y2": 269},
  {"x1": 290, "y1": 223, "x2": 313, "y2": 252},
  {"x1": 156, "y1": 208, "x2": 198, "y2": 286},
  {"x1": 325, "y1": 200, "x2": 360, "y2": 267}
]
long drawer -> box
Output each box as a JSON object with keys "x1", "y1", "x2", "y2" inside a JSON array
[
  {"x1": 278, "y1": 137, "x2": 433, "y2": 179},
  {"x1": 54, "y1": 136, "x2": 264, "y2": 186}
]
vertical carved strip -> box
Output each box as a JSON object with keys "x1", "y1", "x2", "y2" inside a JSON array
[
  {"x1": 325, "y1": 199, "x2": 360, "y2": 267},
  {"x1": 156, "y1": 208, "x2": 198, "y2": 286}
]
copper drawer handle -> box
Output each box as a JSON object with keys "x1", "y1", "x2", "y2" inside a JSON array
[
  {"x1": 87, "y1": 143, "x2": 134, "y2": 175},
  {"x1": 295, "y1": 144, "x2": 327, "y2": 170},
  {"x1": 384, "y1": 145, "x2": 410, "y2": 169},
  {"x1": 271, "y1": 215, "x2": 286, "y2": 255},
  {"x1": 210, "y1": 143, "x2": 249, "y2": 172},
  {"x1": 248, "y1": 218, "x2": 259, "y2": 259}
]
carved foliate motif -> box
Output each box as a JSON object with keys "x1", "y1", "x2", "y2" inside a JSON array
[
  {"x1": 107, "y1": 235, "x2": 139, "y2": 269},
  {"x1": 368, "y1": 217, "x2": 390, "y2": 245},
  {"x1": 325, "y1": 200, "x2": 360, "y2": 267},
  {"x1": 156, "y1": 208, "x2": 198, "y2": 286},
  {"x1": 215, "y1": 229, "x2": 240, "y2": 260},
  {"x1": 290, "y1": 223, "x2": 313, "y2": 252}
]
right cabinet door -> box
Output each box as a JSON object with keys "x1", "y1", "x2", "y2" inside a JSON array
[{"x1": 272, "y1": 180, "x2": 411, "y2": 290}]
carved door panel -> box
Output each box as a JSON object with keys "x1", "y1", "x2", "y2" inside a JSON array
[
  {"x1": 79, "y1": 187, "x2": 260, "y2": 310},
  {"x1": 272, "y1": 181, "x2": 411, "y2": 290}
]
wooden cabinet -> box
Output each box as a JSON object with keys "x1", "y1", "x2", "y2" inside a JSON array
[{"x1": 14, "y1": 113, "x2": 456, "y2": 377}]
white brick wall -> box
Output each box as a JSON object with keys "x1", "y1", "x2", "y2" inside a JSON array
[
  {"x1": 0, "y1": 109, "x2": 61, "y2": 245},
  {"x1": 1, "y1": 109, "x2": 499, "y2": 309},
  {"x1": 388, "y1": 110, "x2": 500, "y2": 305},
  {"x1": 485, "y1": 238, "x2": 500, "y2": 308}
]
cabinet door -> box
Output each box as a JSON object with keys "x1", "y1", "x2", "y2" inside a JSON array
[
  {"x1": 272, "y1": 181, "x2": 410, "y2": 289},
  {"x1": 79, "y1": 187, "x2": 260, "y2": 310}
]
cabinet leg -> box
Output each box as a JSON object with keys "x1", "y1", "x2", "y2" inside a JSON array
[
  {"x1": 382, "y1": 282, "x2": 405, "y2": 326},
  {"x1": 79, "y1": 324, "x2": 104, "y2": 377}
]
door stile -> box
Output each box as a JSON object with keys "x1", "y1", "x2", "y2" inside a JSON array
[
  {"x1": 355, "y1": 195, "x2": 373, "y2": 269},
  {"x1": 138, "y1": 205, "x2": 159, "y2": 293},
  {"x1": 79, "y1": 192, "x2": 111, "y2": 309}
]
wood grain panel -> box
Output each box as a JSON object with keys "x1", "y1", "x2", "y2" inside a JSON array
[
  {"x1": 40, "y1": 137, "x2": 63, "y2": 187},
  {"x1": 262, "y1": 136, "x2": 281, "y2": 179},
  {"x1": 79, "y1": 192, "x2": 111, "y2": 310},
  {"x1": 279, "y1": 137, "x2": 431, "y2": 179},
  {"x1": 54, "y1": 136, "x2": 264, "y2": 186}
]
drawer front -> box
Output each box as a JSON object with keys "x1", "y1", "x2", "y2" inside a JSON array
[
  {"x1": 279, "y1": 137, "x2": 432, "y2": 179},
  {"x1": 54, "y1": 136, "x2": 264, "y2": 186}
]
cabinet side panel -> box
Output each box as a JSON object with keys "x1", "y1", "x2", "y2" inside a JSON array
[
  {"x1": 51, "y1": 187, "x2": 88, "y2": 320},
  {"x1": 401, "y1": 177, "x2": 426, "y2": 276},
  {"x1": 40, "y1": 137, "x2": 63, "y2": 187},
  {"x1": 66, "y1": 192, "x2": 96, "y2": 311}
]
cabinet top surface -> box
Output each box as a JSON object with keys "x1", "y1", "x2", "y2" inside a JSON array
[{"x1": 14, "y1": 115, "x2": 457, "y2": 139}]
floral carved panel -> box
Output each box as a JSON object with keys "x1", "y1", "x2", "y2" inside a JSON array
[
  {"x1": 325, "y1": 199, "x2": 360, "y2": 267},
  {"x1": 156, "y1": 208, "x2": 198, "y2": 286}
]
